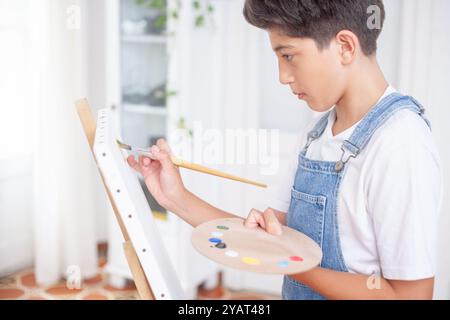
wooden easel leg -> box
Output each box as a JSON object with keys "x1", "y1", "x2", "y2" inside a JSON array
[
  {"x1": 123, "y1": 241, "x2": 155, "y2": 300},
  {"x1": 75, "y1": 99, "x2": 155, "y2": 300}
]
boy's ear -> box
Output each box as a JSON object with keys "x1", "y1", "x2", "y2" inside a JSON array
[{"x1": 335, "y1": 30, "x2": 358, "y2": 65}]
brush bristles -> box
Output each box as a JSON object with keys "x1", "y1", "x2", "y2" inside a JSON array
[{"x1": 116, "y1": 139, "x2": 132, "y2": 150}]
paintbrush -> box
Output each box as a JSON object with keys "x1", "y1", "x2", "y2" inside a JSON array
[{"x1": 116, "y1": 139, "x2": 267, "y2": 188}]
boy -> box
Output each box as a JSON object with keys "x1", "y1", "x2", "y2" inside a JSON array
[{"x1": 127, "y1": 0, "x2": 442, "y2": 300}]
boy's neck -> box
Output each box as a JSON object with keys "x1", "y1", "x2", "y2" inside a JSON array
[{"x1": 333, "y1": 57, "x2": 389, "y2": 136}]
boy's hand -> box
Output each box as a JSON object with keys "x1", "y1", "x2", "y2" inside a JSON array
[
  {"x1": 244, "y1": 207, "x2": 284, "y2": 236},
  {"x1": 126, "y1": 139, "x2": 186, "y2": 212}
]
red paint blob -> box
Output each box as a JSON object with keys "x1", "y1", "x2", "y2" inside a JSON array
[{"x1": 290, "y1": 256, "x2": 304, "y2": 262}]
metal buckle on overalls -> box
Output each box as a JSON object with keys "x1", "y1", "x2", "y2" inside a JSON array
[
  {"x1": 335, "y1": 145, "x2": 358, "y2": 172},
  {"x1": 409, "y1": 96, "x2": 426, "y2": 115},
  {"x1": 305, "y1": 131, "x2": 319, "y2": 150}
]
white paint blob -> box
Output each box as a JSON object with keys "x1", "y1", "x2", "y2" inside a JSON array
[
  {"x1": 211, "y1": 231, "x2": 224, "y2": 238},
  {"x1": 225, "y1": 250, "x2": 239, "y2": 258}
]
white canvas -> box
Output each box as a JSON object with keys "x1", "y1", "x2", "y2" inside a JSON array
[{"x1": 93, "y1": 109, "x2": 185, "y2": 300}]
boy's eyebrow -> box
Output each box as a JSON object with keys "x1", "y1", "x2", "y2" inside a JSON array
[{"x1": 273, "y1": 45, "x2": 295, "y2": 52}]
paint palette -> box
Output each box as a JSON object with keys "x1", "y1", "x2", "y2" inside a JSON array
[{"x1": 191, "y1": 218, "x2": 322, "y2": 275}]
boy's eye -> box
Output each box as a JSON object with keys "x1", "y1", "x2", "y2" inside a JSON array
[{"x1": 282, "y1": 54, "x2": 293, "y2": 62}]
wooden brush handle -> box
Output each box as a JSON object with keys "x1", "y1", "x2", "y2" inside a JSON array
[{"x1": 169, "y1": 155, "x2": 267, "y2": 188}]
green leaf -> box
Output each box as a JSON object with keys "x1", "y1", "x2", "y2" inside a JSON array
[
  {"x1": 193, "y1": 0, "x2": 201, "y2": 10},
  {"x1": 177, "y1": 117, "x2": 186, "y2": 129},
  {"x1": 155, "y1": 0, "x2": 166, "y2": 9},
  {"x1": 154, "y1": 15, "x2": 167, "y2": 29},
  {"x1": 195, "y1": 15, "x2": 205, "y2": 27},
  {"x1": 166, "y1": 90, "x2": 178, "y2": 97},
  {"x1": 135, "y1": 0, "x2": 166, "y2": 10},
  {"x1": 171, "y1": 9, "x2": 179, "y2": 20}
]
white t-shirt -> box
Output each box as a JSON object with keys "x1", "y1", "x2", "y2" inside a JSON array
[{"x1": 271, "y1": 87, "x2": 443, "y2": 280}]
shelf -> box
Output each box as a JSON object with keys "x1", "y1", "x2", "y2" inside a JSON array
[
  {"x1": 123, "y1": 104, "x2": 167, "y2": 116},
  {"x1": 121, "y1": 34, "x2": 166, "y2": 44}
]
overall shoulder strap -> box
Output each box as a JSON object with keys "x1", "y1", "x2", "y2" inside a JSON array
[
  {"x1": 304, "y1": 111, "x2": 332, "y2": 149},
  {"x1": 342, "y1": 92, "x2": 431, "y2": 157}
]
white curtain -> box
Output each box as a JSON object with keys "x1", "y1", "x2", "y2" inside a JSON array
[
  {"x1": 396, "y1": 0, "x2": 450, "y2": 300},
  {"x1": 29, "y1": 0, "x2": 98, "y2": 285}
]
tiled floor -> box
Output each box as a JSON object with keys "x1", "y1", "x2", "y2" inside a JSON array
[
  {"x1": 0, "y1": 256, "x2": 140, "y2": 300},
  {"x1": 0, "y1": 244, "x2": 279, "y2": 300}
]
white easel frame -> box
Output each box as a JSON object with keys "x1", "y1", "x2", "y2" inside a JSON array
[{"x1": 76, "y1": 99, "x2": 185, "y2": 300}]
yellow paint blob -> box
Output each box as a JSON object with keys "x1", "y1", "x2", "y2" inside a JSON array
[{"x1": 241, "y1": 257, "x2": 260, "y2": 265}]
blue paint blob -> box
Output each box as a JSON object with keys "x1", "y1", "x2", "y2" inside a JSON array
[
  {"x1": 278, "y1": 261, "x2": 289, "y2": 268},
  {"x1": 208, "y1": 238, "x2": 222, "y2": 244}
]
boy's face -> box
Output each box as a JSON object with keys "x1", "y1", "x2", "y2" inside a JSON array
[{"x1": 268, "y1": 28, "x2": 347, "y2": 112}]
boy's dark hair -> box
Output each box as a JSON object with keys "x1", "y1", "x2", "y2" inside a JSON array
[{"x1": 243, "y1": 0, "x2": 385, "y2": 56}]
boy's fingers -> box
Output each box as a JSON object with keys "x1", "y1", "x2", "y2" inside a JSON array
[
  {"x1": 139, "y1": 155, "x2": 153, "y2": 168},
  {"x1": 263, "y1": 208, "x2": 283, "y2": 236},
  {"x1": 150, "y1": 145, "x2": 176, "y2": 171},
  {"x1": 244, "y1": 209, "x2": 266, "y2": 230},
  {"x1": 127, "y1": 155, "x2": 140, "y2": 171},
  {"x1": 127, "y1": 155, "x2": 135, "y2": 166},
  {"x1": 156, "y1": 138, "x2": 171, "y2": 154}
]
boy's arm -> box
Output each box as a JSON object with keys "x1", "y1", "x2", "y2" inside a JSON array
[
  {"x1": 291, "y1": 268, "x2": 434, "y2": 300},
  {"x1": 170, "y1": 189, "x2": 240, "y2": 228},
  {"x1": 173, "y1": 197, "x2": 288, "y2": 230}
]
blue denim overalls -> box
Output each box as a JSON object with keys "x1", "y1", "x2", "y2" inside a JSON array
[{"x1": 282, "y1": 92, "x2": 431, "y2": 300}]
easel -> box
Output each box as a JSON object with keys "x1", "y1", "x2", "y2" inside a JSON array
[{"x1": 75, "y1": 99, "x2": 154, "y2": 300}]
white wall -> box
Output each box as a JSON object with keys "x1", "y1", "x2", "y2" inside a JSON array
[
  {"x1": 377, "y1": 0, "x2": 402, "y2": 87},
  {"x1": 410, "y1": 0, "x2": 450, "y2": 300},
  {"x1": 382, "y1": 0, "x2": 450, "y2": 300},
  {"x1": 258, "y1": 30, "x2": 312, "y2": 133}
]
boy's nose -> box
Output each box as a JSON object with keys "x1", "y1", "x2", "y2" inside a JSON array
[{"x1": 279, "y1": 69, "x2": 295, "y2": 85}]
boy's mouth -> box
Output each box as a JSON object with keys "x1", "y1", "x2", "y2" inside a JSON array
[
  {"x1": 297, "y1": 93, "x2": 306, "y2": 100},
  {"x1": 292, "y1": 90, "x2": 306, "y2": 100}
]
